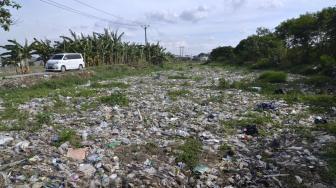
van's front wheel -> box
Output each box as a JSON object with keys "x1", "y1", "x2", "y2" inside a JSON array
[
  {"x1": 78, "y1": 64, "x2": 83, "y2": 71},
  {"x1": 61, "y1": 66, "x2": 66, "y2": 72}
]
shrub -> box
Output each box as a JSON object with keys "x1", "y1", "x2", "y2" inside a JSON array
[
  {"x1": 168, "y1": 90, "x2": 191, "y2": 100},
  {"x1": 36, "y1": 112, "x2": 51, "y2": 125},
  {"x1": 304, "y1": 75, "x2": 335, "y2": 87},
  {"x1": 100, "y1": 92, "x2": 129, "y2": 106},
  {"x1": 301, "y1": 95, "x2": 336, "y2": 112},
  {"x1": 250, "y1": 58, "x2": 272, "y2": 69},
  {"x1": 259, "y1": 71, "x2": 287, "y2": 83},
  {"x1": 321, "y1": 144, "x2": 336, "y2": 182},
  {"x1": 91, "y1": 82, "x2": 129, "y2": 89},
  {"x1": 176, "y1": 138, "x2": 202, "y2": 169},
  {"x1": 54, "y1": 128, "x2": 81, "y2": 148},
  {"x1": 168, "y1": 74, "x2": 189, "y2": 80},
  {"x1": 217, "y1": 78, "x2": 230, "y2": 89}
]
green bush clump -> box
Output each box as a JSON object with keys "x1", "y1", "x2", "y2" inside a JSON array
[
  {"x1": 168, "y1": 90, "x2": 191, "y2": 100},
  {"x1": 36, "y1": 112, "x2": 51, "y2": 125},
  {"x1": 100, "y1": 92, "x2": 129, "y2": 106},
  {"x1": 54, "y1": 128, "x2": 81, "y2": 148},
  {"x1": 218, "y1": 78, "x2": 230, "y2": 89},
  {"x1": 259, "y1": 71, "x2": 288, "y2": 83},
  {"x1": 176, "y1": 138, "x2": 202, "y2": 169}
]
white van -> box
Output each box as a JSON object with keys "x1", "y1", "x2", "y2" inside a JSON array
[{"x1": 45, "y1": 53, "x2": 85, "y2": 72}]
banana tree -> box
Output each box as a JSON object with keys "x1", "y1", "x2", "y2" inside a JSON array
[
  {"x1": 0, "y1": 39, "x2": 34, "y2": 74},
  {"x1": 32, "y1": 38, "x2": 55, "y2": 66}
]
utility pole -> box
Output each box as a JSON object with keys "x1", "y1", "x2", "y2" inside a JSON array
[
  {"x1": 179, "y1": 46, "x2": 185, "y2": 57},
  {"x1": 141, "y1": 25, "x2": 150, "y2": 45}
]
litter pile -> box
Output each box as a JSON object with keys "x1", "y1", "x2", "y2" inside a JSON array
[{"x1": 0, "y1": 66, "x2": 335, "y2": 187}]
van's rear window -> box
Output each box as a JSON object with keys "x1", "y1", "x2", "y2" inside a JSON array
[{"x1": 51, "y1": 55, "x2": 64, "y2": 60}]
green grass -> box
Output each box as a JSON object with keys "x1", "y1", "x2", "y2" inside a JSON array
[
  {"x1": 315, "y1": 121, "x2": 336, "y2": 136},
  {"x1": 303, "y1": 75, "x2": 336, "y2": 87},
  {"x1": 0, "y1": 111, "x2": 48, "y2": 132},
  {"x1": 176, "y1": 138, "x2": 202, "y2": 169},
  {"x1": 100, "y1": 92, "x2": 129, "y2": 106},
  {"x1": 91, "y1": 81, "x2": 129, "y2": 89},
  {"x1": 259, "y1": 71, "x2": 288, "y2": 83},
  {"x1": 54, "y1": 128, "x2": 81, "y2": 148},
  {"x1": 320, "y1": 144, "x2": 336, "y2": 184},
  {"x1": 217, "y1": 78, "x2": 230, "y2": 89},
  {"x1": 168, "y1": 90, "x2": 191, "y2": 100},
  {"x1": 219, "y1": 143, "x2": 233, "y2": 156},
  {"x1": 168, "y1": 74, "x2": 190, "y2": 80},
  {"x1": 220, "y1": 113, "x2": 275, "y2": 136},
  {"x1": 192, "y1": 76, "x2": 203, "y2": 82},
  {"x1": 0, "y1": 63, "x2": 178, "y2": 124},
  {"x1": 36, "y1": 112, "x2": 51, "y2": 125},
  {"x1": 80, "y1": 101, "x2": 99, "y2": 111},
  {"x1": 284, "y1": 94, "x2": 336, "y2": 113}
]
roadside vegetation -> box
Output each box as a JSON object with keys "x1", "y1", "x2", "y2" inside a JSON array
[
  {"x1": 0, "y1": 29, "x2": 171, "y2": 72},
  {"x1": 208, "y1": 7, "x2": 336, "y2": 82}
]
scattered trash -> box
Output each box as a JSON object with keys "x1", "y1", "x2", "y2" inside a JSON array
[
  {"x1": 82, "y1": 131, "x2": 88, "y2": 141},
  {"x1": 0, "y1": 136, "x2": 14, "y2": 146},
  {"x1": 274, "y1": 88, "x2": 286, "y2": 94},
  {"x1": 51, "y1": 135, "x2": 60, "y2": 143},
  {"x1": 243, "y1": 125, "x2": 258, "y2": 136},
  {"x1": 0, "y1": 67, "x2": 332, "y2": 187},
  {"x1": 314, "y1": 116, "x2": 328, "y2": 124},
  {"x1": 144, "y1": 159, "x2": 153, "y2": 167},
  {"x1": 251, "y1": 87, "x2": 262, "y2": 92},
  {"x1": 87, "y1": 154, "x2": 101, "y2": 163},
  {"x1": 193, "y1": 164, "x2": 210, "y2": 174},
  {"x1": 100, "y1": 121, "x2": 109, "y2": 128},
  {"x1": 67, "y1": 148, "x2": 88, "y2": 160},
  {"x1": 295, "y1": 175, "x2": 303, "y2": 184},
  {"x1": 270, "y1": 139, "x2": 280, "y2": 149},
  {"x1": 176, "y1": 130, "x2": 190, "y2": 137},
  {"x1": 15, "y1": 141, "x2": 30, "y2": 152},
  {"x1": 177, "y1": 162, "x2": 186, "y2": 169},
  {"x1": 256, "y1": 102, "x2": 276, "y2": 110},
  {"x1": 106, "y1": 141, "x2": 121, "y2": 149},
  {"x1": 78, "y1": 164, "x2": 96, "y2": 177}
]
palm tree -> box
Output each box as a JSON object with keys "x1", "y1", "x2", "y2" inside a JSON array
[{"x1": 0, "y1": 39, "x2": 34, "y2": 74}]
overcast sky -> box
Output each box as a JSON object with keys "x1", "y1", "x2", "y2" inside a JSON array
[{"x1": 0, "y1": 0, "x2": 335, "y2": 55}]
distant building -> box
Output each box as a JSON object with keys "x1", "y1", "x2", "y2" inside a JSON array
[{"x1": 193, "y1": 53, "x2": 209, "y2": 61}]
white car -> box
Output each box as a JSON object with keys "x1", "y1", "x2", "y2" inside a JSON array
[{"x1": 45, "y1": 53, "x2": 85, "y2": 72}]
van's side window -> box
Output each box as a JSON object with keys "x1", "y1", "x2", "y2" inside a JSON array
[
  {"x1": 74, "y1": 54, "x2": 82, "y2": 59},
  {"x1": 65, "y1": 54, "x2": 81, "y2": 60}
]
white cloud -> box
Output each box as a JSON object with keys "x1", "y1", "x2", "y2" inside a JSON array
[
  {"x1": 179, "y1": 5, "x2": 210, "y2": 22},
  {"x1": 258, "y1": 0, "x2": 284, "y2": 9},
  {"x1": 230, "y1": 0, "x2": 247, "y2": 9},
  {"x1": 147, "y1": 5, "x2": 210, "y2": 24},
  {"x1": 147, "y1": 11, "x2": 178, "y2": 23}
]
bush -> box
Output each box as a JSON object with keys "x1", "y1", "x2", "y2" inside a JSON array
[
  {"x1": 167, "y1": 90, "x2": 191, "y2": 100},
  {"x1": 36, "y1": 112, "x2": 51, "y2": 125},
  {"x1": 54, "y1": 128, "x2": 81, "y2": 148},
  {"x1": 218, "y1": 78, "x2": 230, "y2": 89},
  {"x1": 304, "y1": 75, "x2": 335, "y2": 87},
  {"x1": 100, "y1": 92, "x2": 129, "y2": 106},
  {"x1": 250, "y1": 58, "x2": 273, "y2": 69},
  {"x1": 176, "y1": 138, "x2": 202, "y2": 169},
  {"x1": 259, "y1": 71, "x2": 287, "y2": 83}
]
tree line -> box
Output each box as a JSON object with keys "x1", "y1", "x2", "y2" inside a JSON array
[
  {"x1": 0, "y1": 29, "x2": 169, "y2": 67},
  {"x1": 209, "y1": 6, "x2": 336, "y2": 78}
]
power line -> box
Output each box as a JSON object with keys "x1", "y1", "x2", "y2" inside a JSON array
[
  {"x1": 71, "y1": 0, "x2": 142, "y2": 25},
  {"x1": 38, "y1": 0, "x2": 138, "y2": 28}
]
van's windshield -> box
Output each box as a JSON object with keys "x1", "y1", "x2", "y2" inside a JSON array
[{"x1": 51, "y1": 55, "x2": 64, "y2": 60}]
